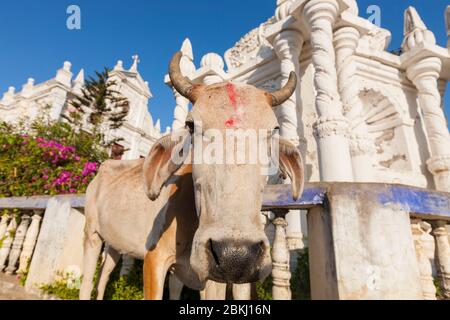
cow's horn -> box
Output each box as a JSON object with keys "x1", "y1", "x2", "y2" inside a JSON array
[
  {"x1": 270, "y1": 72, "x2": 297, "y2": 107},
  {"x1": 169, "y1": 51, "x2": 198, "y2": 103}
]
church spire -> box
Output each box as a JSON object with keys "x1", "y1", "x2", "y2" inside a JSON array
[{"x1": 129, "y1": 54, "x2": 140, "y2": 72}]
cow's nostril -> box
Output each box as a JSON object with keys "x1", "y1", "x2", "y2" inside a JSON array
[{"x1": 208, "y1": 239, "x2": 220, "y2": 266}]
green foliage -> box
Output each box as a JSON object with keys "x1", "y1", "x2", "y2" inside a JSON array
[
  {"x1": 254, "y1": 249, "x2": 311, "y2": 300},
  {"x1": 103, "y1": 259, "x2": 144, "y2": 300},
  {"x1": 434, "y1": 277, "x2": 443, "y2": 300},
  {"x1": 256, "y1": 276, "x2": 273, "y2": 300},
  {"x1": 0, "y1": 116, "x2": 107, "y2": 199},
  {"x1": 40, "y1": 279, "x2": 80, "y2": 300},
  {"x1": 65, "y1": 68, "x2": 130, "y2": 149},
  {"x1": 292, "y1": 249, "x2": 311, "y2": 300}
]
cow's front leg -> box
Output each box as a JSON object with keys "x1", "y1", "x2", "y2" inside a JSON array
[{"x1": 143, "y1": 250, "x2": 173, "y2": 300}]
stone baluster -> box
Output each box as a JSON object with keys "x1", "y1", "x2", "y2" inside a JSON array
[
  {"x1": 5, "y1": 215, "x2": 31, "y2": 274},
  {"x1": 271, "y1": 210, "x2": 291, "y2": 300},
  {"x1": 411, "y1": 219, "x2": 437, "y2": 300},
  {"x1": 402, "y1": 7, "x2": 450, "y2": 192},
  {"x1": 0, "y1": 214, "x2": 10, "y2": 240},
  {"x1": 120, "y1": 254, "x2": 135, "y2": 277},
  {"x1": 0, "y1": 217, "x2": 17, "y2": 271},
  {"x1": 303, "y1": 0, "x2": 354, "y2": 182},
  {"x1": 431, "y1": 221, "x2": 450, "y2": 299},
  {"x1": 18, "y1": 211, "x2": 43, "y2": 273}
]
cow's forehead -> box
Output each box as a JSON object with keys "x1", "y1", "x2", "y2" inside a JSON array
[{"x1": 191, "y1": 82, "x2": 277, "y2": 130}]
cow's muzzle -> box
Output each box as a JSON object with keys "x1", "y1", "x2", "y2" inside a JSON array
[{"x1": 206, "y1": 239, "x2": 267, "y2": 283}]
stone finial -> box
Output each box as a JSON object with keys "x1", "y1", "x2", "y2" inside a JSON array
[
  {"x1": 200, "y1": 53, "x2": 225, "y2": 70},
  {"x1": 73, "y1": 69, "x2": 85, "y2": 93},
  {"x1": 114, "y1": 60, "x2": 124, "y2": 71},
  {"x1": 63, "y1": 61, "x2": 72, "y2": 72},
  {"x1": 165, "y1": 126, "x2": 171, "y2": 135},
  {"x1": 2, "y1": 86, "x2": 16, "y2": 104},
  {"x1": 402, "y1": 7, "x2": 436, "y2": 52},
  {"x1": 155, "y1": 119, "x2": 161, "y2": 132},
  {"x1": 129, "y1": 54, "x2": 140, "y2": 72},
  {"x1": 21, "y1": 78, "x2": 35, "y2": 96},
  {"x1": 181, "y1": 38, "x2": 194, "y2": 61},
  {"x1": 180, "y1": 38, "x2": 196, "y2": 77},
  {"x1": 56, "y1": 61, "x2": 73, "y2": 87}
]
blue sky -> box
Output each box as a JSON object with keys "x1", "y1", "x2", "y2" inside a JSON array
[{"x1": 0, "y1": 0, "x2": 448, "y2": 130}]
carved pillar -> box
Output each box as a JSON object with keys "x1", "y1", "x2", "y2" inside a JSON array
[
  {"x1": 5, "y1": 215, "x2": 31, "y2": 274},
  {"x1": 406, "y1": 57, "x2": 450, "y2": 192},
  {"x1": 411, "y1": 219, "x2": 437, "y2": 300},
  {"x1": 272, "y1": 29, "x2": 306, "y2": 254},
  {"x1": 273, "y1": 30, "x2": 303, "y2": 146},
  {"x1": 271, "y1": 210, "x2": 292, "y2": 300},
  {"x1": 0, "y1": 217, "x2": 17, "y2": 271},
  {"x1": 120, "y1": 254, "x2": 135, "y2": 277},
  {"x1": 431, "y1": 221, "x2": 450, "y2": 299},
  {"x1": 303, "y1": 0, "x2": 354, "y2": 182},
  {"x1": 18, "y1": 211, "x2": 43, "y2": 273},
  {"x1": 334, "y1": 26, "x2": 375, "y2": 182}
]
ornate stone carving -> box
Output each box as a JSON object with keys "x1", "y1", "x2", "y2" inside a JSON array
[
  {"x1": 5, "y1": 215, "x2": 31, "y2": 274},
  {"x1": 431, "y1": 221, "x2": 450, "y2": 299},
  {"x1": 402, "y1": 7, "x2": 436, "y2": 52},
  {"x1": 358, "y1": 28, "x2": 392, "y2": 52},
  {"x1": 348, "y1": 133, "x2": 375, "y2": 157},
  {"x1": 224, "y1": 18, "x2": 275, "y2": 70},
  {"x1": 313, "y1": 116, "x2": 350, "y2": 139}
]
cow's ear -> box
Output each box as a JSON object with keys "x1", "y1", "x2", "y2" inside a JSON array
[
  {"x1": 278, "y1": 139, "x2": 305, "y2": 201},
  {"x1": 143, "y1": 129, "x2": 191, "y2": 201}
]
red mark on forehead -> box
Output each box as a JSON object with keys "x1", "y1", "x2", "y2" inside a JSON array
[
  {"x1": 225, "y1": 118, "x2": 235, "y2": 128},
  {"x1": 226, "y1": 83, "x2": 237, "y2": 108}
]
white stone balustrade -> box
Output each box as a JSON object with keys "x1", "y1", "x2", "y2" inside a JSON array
[{"x1": 5, "y1": 215, "x2": 31, "y2": 274}]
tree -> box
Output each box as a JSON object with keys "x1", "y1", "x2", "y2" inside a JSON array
[{"x1": 64, "y1": 68, "x2": 130, "y2": 155}]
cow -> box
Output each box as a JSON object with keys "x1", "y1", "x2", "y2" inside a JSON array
[{"x1": 79, "y1": 51, "x2": 304, "y2": 300}]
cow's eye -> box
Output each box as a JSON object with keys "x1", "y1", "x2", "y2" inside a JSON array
[{"x1": 185, "y1": 120, "x2": 195, "y2": 134}]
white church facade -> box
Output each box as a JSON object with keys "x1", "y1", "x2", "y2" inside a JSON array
[{"x1": 0, "y1": 56, "x2": 165, "y2": 160}]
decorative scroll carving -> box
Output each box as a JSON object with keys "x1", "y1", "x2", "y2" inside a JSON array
[
  {"x1": 224, "y1": 18, "x2": 275, "y2": 70},
  {"x1": 313, "y1": 116, "x2": 350, "y2": 139}
]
